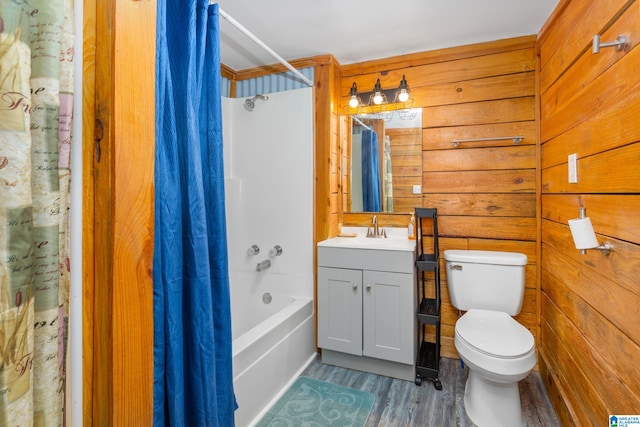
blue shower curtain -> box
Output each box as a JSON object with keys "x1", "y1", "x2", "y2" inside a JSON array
[
  {"x1": 362, "y1": 129, "x2": 382, "y2": 212},
  {"x1": 154, "y1": 2, "x2": 236, "y2": 426}
]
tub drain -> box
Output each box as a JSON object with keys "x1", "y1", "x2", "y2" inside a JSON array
[{"x1": 262, "y1": 292, "x2": 272, "y2": 304}]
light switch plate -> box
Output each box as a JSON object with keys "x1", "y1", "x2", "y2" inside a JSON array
[
  {"x1": 568, "y1": 153, "x2": 578, "y2": 183},
  {"x1": 412, "y1": 185, "x2": 422, "y2": 194}
]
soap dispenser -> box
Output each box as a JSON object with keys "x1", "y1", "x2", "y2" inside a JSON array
[{"x1": 408, "y1": 212, "x2": 416, "y2": 240}]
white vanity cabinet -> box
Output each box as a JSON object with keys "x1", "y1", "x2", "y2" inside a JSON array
[{"x1": 317, "y1": 238, "x2": 416, "y2": 381}]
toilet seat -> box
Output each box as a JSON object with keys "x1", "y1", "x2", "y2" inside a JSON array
[{"x1": 456, "y1": 309, "x2": 534, "y2": 359}]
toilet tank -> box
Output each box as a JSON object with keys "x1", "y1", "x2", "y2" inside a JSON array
[{"x1": 444, "y1": 250, "x2": 528, "y2": 316}]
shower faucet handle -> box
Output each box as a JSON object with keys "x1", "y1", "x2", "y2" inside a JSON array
[
  {"x1": 247, "y1": 244, "x2": 260, "y2": 256},
  {"x1": 269, "y1": 245, "x2": 283, "y2": 257}
]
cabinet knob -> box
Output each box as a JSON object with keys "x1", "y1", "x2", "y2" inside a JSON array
[
  {"x1": 366, "y1": 284, "x2": 372, "y2": 291},
  {"x1": 352, "y1": 283, "x2": 358, "y2": 290}
]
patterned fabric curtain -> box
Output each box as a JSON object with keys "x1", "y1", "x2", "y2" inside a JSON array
[{"x1": 0, "y1": 0, "x2": 74, "y2": 425}]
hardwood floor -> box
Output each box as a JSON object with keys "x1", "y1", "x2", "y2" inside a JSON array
[{"x1": 301, "y1": 356, "x2": 560, "y2": 427}]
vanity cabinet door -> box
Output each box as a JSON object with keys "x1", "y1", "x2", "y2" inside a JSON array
[
  {"x1": 318, "y1": 267, "x2": 363, "y2": 356},
  {"x1": 362, "y1": 270, "x2": 414, "y2": 364}
]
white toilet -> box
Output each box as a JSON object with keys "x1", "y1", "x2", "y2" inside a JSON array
[{"x1": 444, "y1": 250, "x2": 536, "y2": 427}]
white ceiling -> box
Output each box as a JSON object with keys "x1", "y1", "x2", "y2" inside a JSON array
[{"x1": 214, "y1": 0, "x2": 560, "y2": 71}]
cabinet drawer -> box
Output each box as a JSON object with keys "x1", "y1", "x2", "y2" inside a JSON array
[{"x1": 318, "y1": 246, "x2": 414, "y2": 273}]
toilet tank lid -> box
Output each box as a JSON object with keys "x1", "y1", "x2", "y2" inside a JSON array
[{"x1": 444, "y1": 250, "x2": 527, "y2": 266}]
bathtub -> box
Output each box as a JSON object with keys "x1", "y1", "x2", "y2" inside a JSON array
[{"x1": 230, "y1": 271, "x2": 316, "y2": 427}]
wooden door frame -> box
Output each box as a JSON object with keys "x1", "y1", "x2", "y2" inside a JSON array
[{"x1": 84, "y1": 0, "x2": 155, "y2": 424}]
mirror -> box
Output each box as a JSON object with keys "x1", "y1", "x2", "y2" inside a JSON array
[{"x1": 347, "y1": 109, "x2": 422, "y2": 213}]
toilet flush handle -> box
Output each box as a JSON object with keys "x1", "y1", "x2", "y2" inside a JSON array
[{"x1": 449, "y1": 264, "x2": 462, "y2": 270}]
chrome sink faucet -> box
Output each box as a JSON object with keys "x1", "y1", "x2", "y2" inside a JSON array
[{"x1": 367, "y1": 215, "x2": 387, "y2": 238}]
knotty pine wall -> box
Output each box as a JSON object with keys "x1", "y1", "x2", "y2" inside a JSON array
[
  {"x1": 340, "y1": 36, "x2": 538, "y2": 360},
  {"x1": 538, "y1": 0, "x2": 640, "y2": 423},
  {"x1": 385, "y1": 127, "x2": 423, "y2": 213},
  {"x1": 86, "y1": 0, "x2": 156, "y2": 424}
]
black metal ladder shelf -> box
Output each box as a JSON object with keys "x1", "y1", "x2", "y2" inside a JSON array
[{"x1": 414, "y1": 207, "x2": 442, "y2": 390}]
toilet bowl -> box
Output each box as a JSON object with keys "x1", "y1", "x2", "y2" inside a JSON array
[
  {"x1": 455, "y1": 309, "x2": 536, "y2": 427},
  {"x1": 444, "y1": 250, "x2": 536, "y2": 427}
]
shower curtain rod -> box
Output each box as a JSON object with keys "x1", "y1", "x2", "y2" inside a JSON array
[
  {"x1": 353, "y1": 116, "x2": 372, "y2": 130},
  {"x1": 216, "y1": 6, "x2": 315, "y2": 88}
]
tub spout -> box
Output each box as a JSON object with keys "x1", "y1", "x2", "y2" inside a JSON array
[{"x1": 256, "y1": 259, "x2": 271, "y2": 272}]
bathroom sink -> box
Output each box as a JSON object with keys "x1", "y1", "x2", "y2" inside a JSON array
[{"x1": 318, "y1": 227, "x2": 415, "y2": 252}]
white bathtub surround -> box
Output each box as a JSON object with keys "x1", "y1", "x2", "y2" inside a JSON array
[{"x1": 222, "y1": 88, "x2": 315, "y2": 427}]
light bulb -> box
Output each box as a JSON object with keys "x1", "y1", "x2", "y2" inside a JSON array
[
  {"x1": 349, "y1": 96, "x2": 359, "y2": 108},
  {"x1": 398, "y1": 89, "x2": 409, "y2": 103},
  {"x1": 371, "y1": 79, "x2": 385, "y2": 105},
  {"x1": 397, "y1": 75, "x2": 410, "y2": 103}
]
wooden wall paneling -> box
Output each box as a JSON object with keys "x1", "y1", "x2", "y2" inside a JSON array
[
  {"x1": 423, "y1": 97, "x2": 535, "y2": 128},
  {"x1": 415, "y1": 71, "x2": 536, "y2": 108},
  {"x1": 541, "y1": 262, "x2": 640, "y2": 415},
  {"x1": 542, "y1": 236, "x2": 640, "y2": 352},
  {"x1": 340, "y1": 36, "x2": 536, "y2": 77},
  {"x1": 541, "y1": 218, "x2": 640, "y2": 302},
  {"x1": 538, "y1": 353, "x2": 583, "y2": 427},
  {"x1": 541, "y1": 82, "x2": 640, "y2": 169},
  {"x1": 314, "y1": 62, "x2": 334, "y2": 242},
  {"x1": 111, "y1": 0, "x2": 156, "y2": 423},
  {"x1": 542, "y1": 45, "x2": 640, "y2": 142},
  {"x1": 232, "y1": 55, "x2": 333, "y2": 81},
  {"x1": 82, "y1": 0, "x2": 97, "y2": 422},
  {"x1": 423, "y1": 170, "x2": 536, "y2": 193},
  {"x1": 392, "y1": 198, "x2": 422, "y2": 214},
  {"x1": 340, "y1": 48, "x2": 536, "y2": 106},
  {"x1": 539, "y1": 296, "x2": 606, "y2": 424},
  {"x1": 341, "y1": 213, "x2": 411, "y2": 228},
  {"x1": 539, "y1": 0, "x2": 633, "y2": 92},
  {"x1": 439, "y1": 217, "x2": 536, "y2": 241},
  {"x1": 425, "y1": 146, "x2": 536, "y2": 171},
  {"x1": 542, "y1": 194, "x2": 640, "y2": 245},
  {"x1": 391, "y1": 177, "x2": 423, "y2": 196},
  {"x1": 93, "y1": 0, "x2": 115, "y2": 422},
  {"x1": 423, "y1": 122, "x2": 536, "y2": 151},
  {"x1": 541, "y1": 3, "x2": 640, "y2": 125},
  {"x1": 541, "y1": 143, "x2": 640, "y2": 193},
  {"x1": 539, "y1": 3, "x2": 640, "y2": 414},
  {"x1": 534, "y1": 29, "x2": 543, "y2": 372},
  {"x1": 467, "y1": 238, "x2": 537, "y2": 263},
  {"x1": 340, "y1": 116, "x2": 351, "y2": 214},
  {"x1": 93, "y1": 0, "x2": 156, "y2": 423},
  {"x1": 423, "y1": 193, "x2": 536, "y2": 217},
  {"x1": 386, "y1": 128, "x2": 422, "y2": 213}
]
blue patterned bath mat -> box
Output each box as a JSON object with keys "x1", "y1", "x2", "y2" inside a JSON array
[{"x1": 255, "y1": 376, "x2": 375, "y2": 427}]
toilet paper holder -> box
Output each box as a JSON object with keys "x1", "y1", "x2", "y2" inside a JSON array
[{"x1": 568, "y1": 208, "x2": 611, "y2": 256}]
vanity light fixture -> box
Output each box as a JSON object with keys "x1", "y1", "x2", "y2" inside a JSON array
[{"x1": 346, "y1": 75, "x2": 414, "y2": 115}]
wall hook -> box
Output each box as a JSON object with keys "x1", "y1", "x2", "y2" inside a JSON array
[{"x1": 592, "y1": 34, "x2": 628, "y2": 54}]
